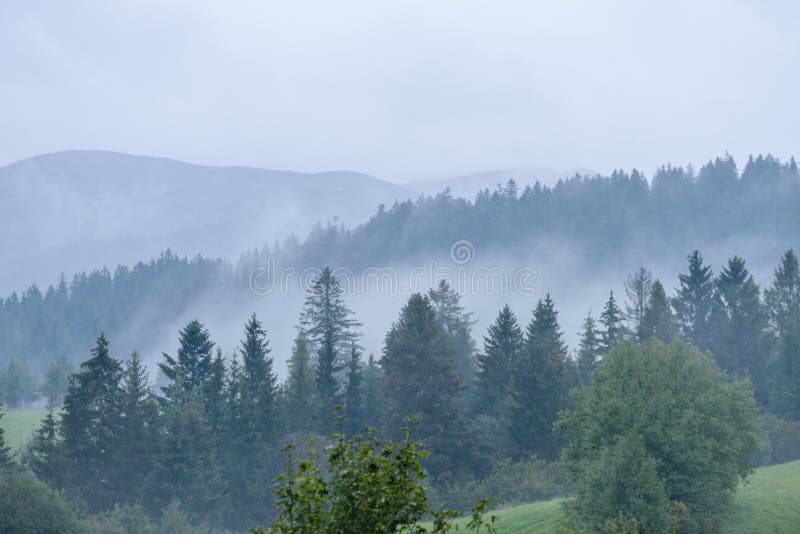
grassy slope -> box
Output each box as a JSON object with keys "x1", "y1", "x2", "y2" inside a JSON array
[
  {"x1": 0, "y1": 408, "x2": 48, "y2": 452},
  {"x1": 437, "y1": 460, "x2": 800, "y2": 533}
]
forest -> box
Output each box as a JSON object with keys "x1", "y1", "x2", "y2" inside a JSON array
[{"x1": 2, "y1": 154, "x2": 800, "y2": 532}]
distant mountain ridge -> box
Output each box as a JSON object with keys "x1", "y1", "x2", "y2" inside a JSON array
[{"x1": 0, "y1": 150, "x2": 416, "y2": 293}]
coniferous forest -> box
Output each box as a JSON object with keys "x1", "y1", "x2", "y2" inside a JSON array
[{"x1": 2, "y1": 154, "x2": 800, "y2": 532}]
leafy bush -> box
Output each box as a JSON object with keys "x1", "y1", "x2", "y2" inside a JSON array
[
  {"x1": 753, "y1": 412, "x2": 800, "y2": 467},
  {"x1": 0, "y1": 468, "x2": 79, "y2": 534}
]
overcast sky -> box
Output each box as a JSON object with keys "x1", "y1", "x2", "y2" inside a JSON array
[{"x1": 2, "y1": 0, "x2": 799, "y2": 181}]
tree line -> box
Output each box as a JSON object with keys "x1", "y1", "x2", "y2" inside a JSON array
[
  {"x1": 2, "y1": 245, "x2": 799, "y2": 531},
  {"x1": 3, "y1": 152, "x2": 800, "y2": 377}
]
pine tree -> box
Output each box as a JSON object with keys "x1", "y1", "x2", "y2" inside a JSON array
[
  {"x1": 158, "y1": 319, "x2": 215, "y2": 398},
  {"x1": 300, "y1": 267, "x2": 361, "y2": 429},
  {"x1": 0, "y1": 401, "x2": 11, "y2": 469},
  {"x1": 239, "y1": 313, "x2": 277, "y2": 442},
  {"x1": 710, "y1": 257, "x2": 768, "y2": 403},
  {"x1": 508, "y1": 294, "x2": 574, "y2": 459},
  {"x1": 344, "y1": 344, "x2": 364, "y2": 435},
  {"x1": 428, "y1": 280, "x2": 477, "y2": 386},
  {"x1": 474, "y1": 304, "x2": 523, "y2": 417},
  {"x1": 61, "y1": 333, "x2": 124, "y2": 510},
  {"x1": 382, "y1": 293, "x2": 463, "y2": 479},
  {"x1": 577, "y1": 312, "x2": 601, "y2": 384},
  {"x1": 285, "y1": 331, "x2": 317, "y2": 433},
  {"x1": 673, "y1": 250, "x2": 715, "y2": 350},
  {"x1": 599, "y1": 291, "x2": 624, "y2": 354},
  {"x1": 638, "y1": 280, "x2": 679, "y2": 342},
  {"x1": 625, "y1": 267, "x2": 653, "y2": 333},
  {"x1": 765, "y1": 250, "x2": 800, "y2": 418}
]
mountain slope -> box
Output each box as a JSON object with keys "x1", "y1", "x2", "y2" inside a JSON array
[{"x1": 0, "y1": 150, "x2": 415, "y2": 293}]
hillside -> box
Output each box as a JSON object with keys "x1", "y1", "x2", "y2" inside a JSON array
[
  {"x1": 436, "y1": 461, "x2": 800, "y2": 533},
  {"x1": 0, "y1": 150, "x2": 415, "y2": 293}
]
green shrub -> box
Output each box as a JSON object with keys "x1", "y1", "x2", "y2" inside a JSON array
[{"x1": 0, "y1": 468, "x2": 79, "y2": 534}]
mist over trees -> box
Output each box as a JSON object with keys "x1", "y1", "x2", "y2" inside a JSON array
[{"x1": 2, "y1": 153, "x2": 800, "y2": 377}]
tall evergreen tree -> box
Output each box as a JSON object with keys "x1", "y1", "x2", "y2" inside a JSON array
[
  {"x1": 24, "y1": 402, "x2": 65, "y2": 487},
  {"x1": 361, "y1": 354, "x2": 384, "y2": 431},
  {"x1": 673, "y1": 250, "x2": 715, "y2": 350},
  {"x1": 39, "y1": 356, "x2": 72, "y2": 407},
  {"x1": 117, "y1": 352, "x2": 159, "y2": 501},
  {"x1": 508, "y1": 294, "x2": 574, "y2": 459},
  {"x1": 599, "y1": 291, "x2": 624, "y2": 354},
  {"x1": 239, "y1": 313, "x2": 277, "y2": 441},
  {"x1": 284, "y1": 331, "x2": 317, "y2": 433},
  {"x1": 638, "y1": 280, "x2": 679, "y2": 342},
  {"x1": 710, "y1": 256, "x2": 769, "y2": 404},
  {"x1": 61, "y1": 333, "x2": 124, "y2": 510},
  {"x1": 625, "y1": 267, "x2": 653, "y2": 333},
  {"x1": 765, "y1": 250, "x2": 800, "y2": 419},
  {"x1": 474, "y1": 304, "x2": 523, "y2": 417},
  {"x1": 344, "y1": 344, "x2": 364, "y2": 435},
  {"x1": 206, "y1": 348, "x2": 227, "y2": 432},
  {"x1": 428, "y1": 280, "x2": 477, "y2": 386},
  {"x1": 382, "y1": 293, "x2": 463, "y2": 479},
  {"x1": 577, "y1": 312, "x2": 601, "y2": 384},
  {"x1": 300, "y1": 267, "x2": 361, "y2": 429},
  {"x1": 158, "y1": 319, "x2": 215, "y2": 398}
]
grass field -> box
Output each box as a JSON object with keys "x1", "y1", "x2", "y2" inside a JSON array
[
  {"x1": 429, "y1": 460, "x2": 800, "y2": 533},
  {"x1": 0, "y1": 408, "x2": 49, "y2": 453}
]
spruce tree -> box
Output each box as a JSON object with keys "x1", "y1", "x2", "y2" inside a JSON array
[
  {"x1": 382, "y1": 293, "x2": 463, "y2": 478},
  {"x1": 117, "y1": 351, "x2": 159, "y2": 501},
  {"x1": 239, "y1": 313, "x2": 277, "y2": 442},
  {"x1": 25, "y1": 402, "x2": 64, "y2": 486},
  {"x1": 577, "y1": 312, "x2": 601, "y2": 384},
  {"x1": 599, "y1": 291, "x2": 624, "y2": 354},
  {"x1": 285, "y1": 331, "x2": 317, "y2": 433},
  {"x1": 710, "y1": 256, "x2": 769, "y2": 403},
  {"x1": 638, "y1": 280, "x2": 679, "y2": 342},
  {"x1": 765, "y1": 250, "x2": 800, "y2": 418},
  {"x1": 300, "y1": 267, "x2": 361, "y2": 429},
  {"x1": 474, "y1": 304, "x2": 523, "y2": 417},
  {"x1": 206, "y1": 348, "x2": 227, "y2": 432},
  {"x1": 61, "y1": 333, "x2": 124, "y2": 510},
  {"x1": 158, "y1": 319, "x2": 215, "y2": 398},
  {"x1": 508, "y1": 294, "x2": 574, "y2": 459},
  {"x1": 428, "y1": 280, "x2": 477, "y2": 386},
  {"x1": 361, "y1": 354, "x2": 384, "y2": 431},
  {"x1": 344, "y1": 344, "x2": 364, "y2": 435},
  {"x1": 673, "y1": 250, "x2": 715, "y2": 350}
]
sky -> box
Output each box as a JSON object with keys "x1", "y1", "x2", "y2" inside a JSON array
[{"x1": 2, "y1": 0, "x2": 799, "y2": 182}]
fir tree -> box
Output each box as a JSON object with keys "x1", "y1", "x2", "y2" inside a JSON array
[
  {"x1": 509, "y1": 294, "x2": 574, "y2": 459},
  {"x1": 599, "y1": 291, "x2": 624, "y2": 354},
  {"x1": 285, "y1": 331, "x2": 317, "y2": 433},
  {"x1": 206, "y1": 348, "x2": 227, "y2": 432},
  {"x1": 239, "y1": 313, "x2": 277, "y2": 442},
  {"x1": 117, "y1": 352, "x2": 159, "y2": 500},
  {"x1": 638, "y1": 280, "x2": 679, "y2": 342},
  {"x1": 382, "y1": 293, "x2": 464, "y2": 478},
  {"x1": 344, "y1": 344, "x2": 364, "y2": 435},
  {"x1": 158, "y1": 319, "x2": 215, "y2": 398},
  {"x1": 428, "y1": 280, "x2": 477, "y2": 386},
  {"x1": 765, "y1": 250, "x2": 800, "y2": 418},
  {"x1": 673, "y1": 250, "x2": 715, "y2": 350},
  {"x1": 710, "y1": 256, "x2": 769, "y2": 403},
  {"x1": 577, "y1": 312, "x2": 601, "y2": 384},
  {"x1": 61, "y1": 333, "x2": 124, "y2": 510},
  {"x1": 361, "y1": 354, "x2": 384, "y2": 431},
  {"x1": 300, "y1": 267, "x2": 361, "y2": 429},
  {"x1": 474, "y1": 304, "x2": 523, "y2": 417},
  {"x1": 24, "y1": 401, "x2": 64, "y2": 486}
]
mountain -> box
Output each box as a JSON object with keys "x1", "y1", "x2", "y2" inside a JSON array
[
  {"x1": 0, "y1": 150, "x2": 415, "y2": 293},
  {"x1": 406, "y1": 167, "x2": 596, "y2": 199}
]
